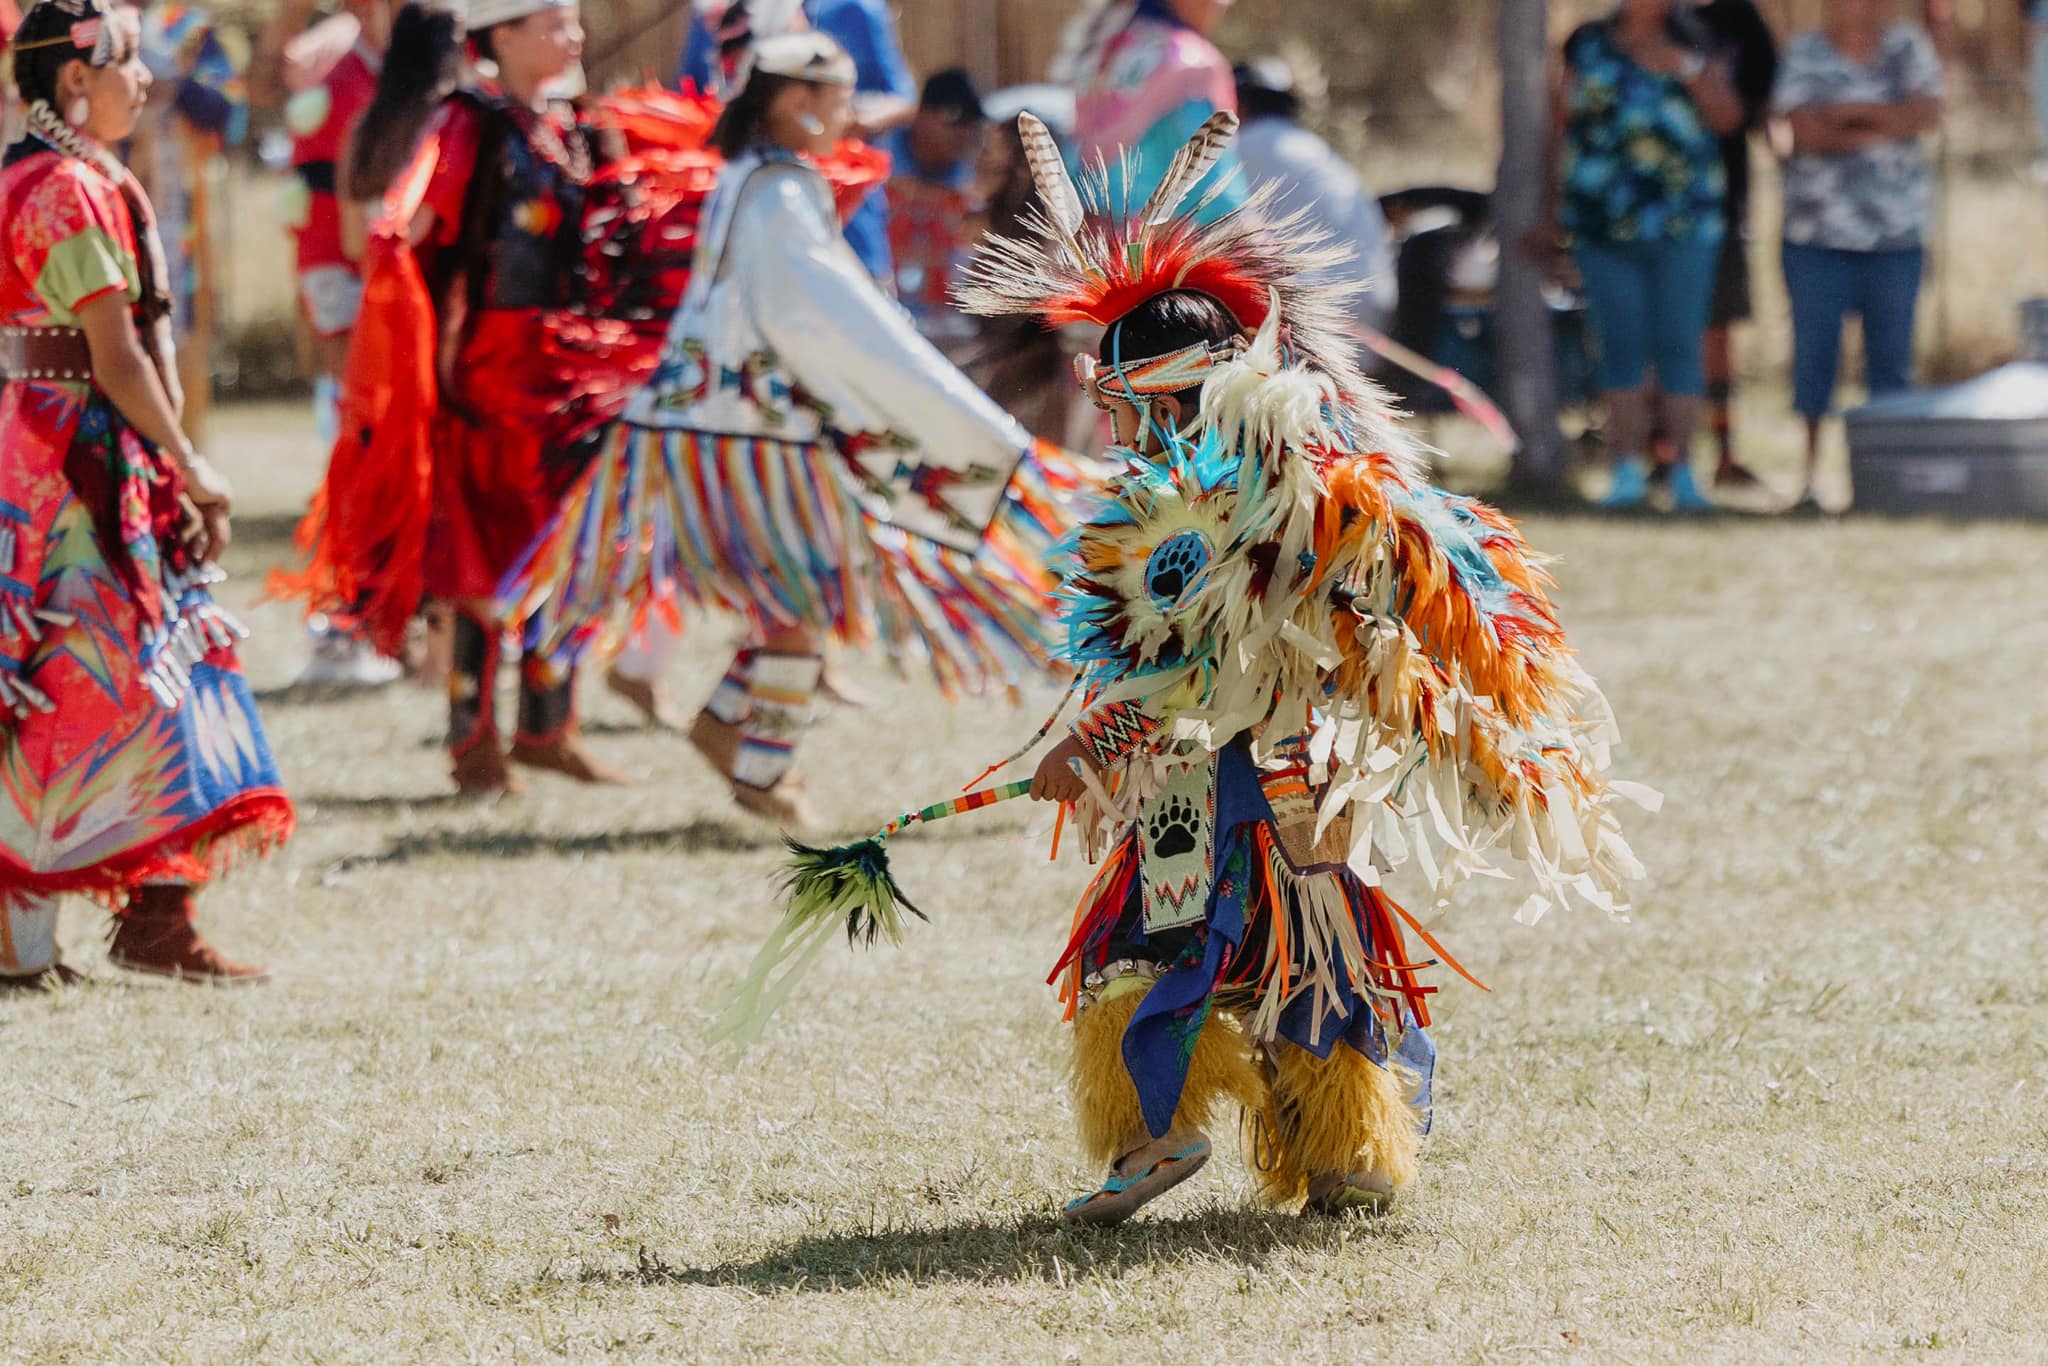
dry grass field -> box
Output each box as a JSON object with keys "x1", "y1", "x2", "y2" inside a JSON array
[{"x1": 5, "y1": 403, "x2": 2048, "y2": 1362}]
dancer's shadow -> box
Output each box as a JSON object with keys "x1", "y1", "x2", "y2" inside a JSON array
[
  {"x1": 297, "y1": 792, "x2": 484, "y2": 816},
  {"x1": 252, "y1": 681, "x2": 386, "y2": 708},
  {"x1": 595, "y1": 1207, "x2": 1402, "y2": 1293},
  {"x1": 325, "y1": 818, "x2": 777, "y2": 873},
  {"x1": 229, "y1": 512, "x2": 311, "y2": 548},
  {"x1": 581, "y1": 717, "x2": 671, "y2": 737}
]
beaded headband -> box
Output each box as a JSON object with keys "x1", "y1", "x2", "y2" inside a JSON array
[{"x1": 1083, "y1": 341, "x2": 1220, "y2": 410}]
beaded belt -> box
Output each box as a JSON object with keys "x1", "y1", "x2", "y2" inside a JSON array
[{"x1": 0, "y1": 325, "x2": 92, "y2": 383}]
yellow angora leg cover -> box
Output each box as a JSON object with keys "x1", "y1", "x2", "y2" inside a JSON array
[
  {"x1": 1256, "y1": 1041, "x2": 1423, "y2": 1207},
  {"x1": 1069, "y1": 985, "x2": 1265, "y2": 1170}
]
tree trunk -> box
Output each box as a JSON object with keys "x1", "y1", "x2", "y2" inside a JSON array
[{"x1": 1495, "y1": 0, "x2": 1565, "y2": 489}]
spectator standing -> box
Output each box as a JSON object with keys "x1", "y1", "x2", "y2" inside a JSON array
[
  {"x1": 1773, "y1": 0, "x2": 1943, "y2": 510},
  {"x1": 1551, "y1": 0, "x2": 1743, "y2": 511},
  {"x1": 678, "y1": 0, "x2": 914, "y2": 285},
  {"x1": 1058, "y1": 0, "x2": 1243, "y2": 222},
  {"x1": 1233, "y1": 57, "x2": 1397, "y2": 339},
  {"x1": 883, "y1": 68, "x2": 985, "y2": 349},
  {"x1": 1693, "y1": 0, "x2": 1777, "y2": 491}
]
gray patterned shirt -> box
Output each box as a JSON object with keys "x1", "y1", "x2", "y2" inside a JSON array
[{"x1": 1773, "y1": 25, "x2": 1943, "y2": 252}]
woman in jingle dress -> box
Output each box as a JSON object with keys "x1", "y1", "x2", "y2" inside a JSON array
[{"x1": 0, "y1": 0, "x2": 290, "y2": 987}]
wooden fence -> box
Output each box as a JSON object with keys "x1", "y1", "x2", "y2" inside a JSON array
[
  {"x1": 585, "y1": 1, "x2": 2037, "y2": 94},
  {"x1": 584, "y1": 0, "x2": 1086, "y2": 93}
]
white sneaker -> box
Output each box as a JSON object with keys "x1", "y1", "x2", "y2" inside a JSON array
[{"x1": 296, "y1": 622, "x2": 403, "y2": 689}]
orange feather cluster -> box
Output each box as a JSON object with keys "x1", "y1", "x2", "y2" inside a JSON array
[{"x1": 1320, "y1": 451, "x2": 1573, "y2": 730}]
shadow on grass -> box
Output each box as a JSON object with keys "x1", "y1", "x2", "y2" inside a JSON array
[
  {"x1": 252, "y1": 680, "x2": 414, "y2": 707},
  {"x1": 233, "y1": 512, "x2": 314, "y2": 548},
  {"x1": 595, "y1": 1207, "x2": 1402, "y2": 1293},
  {"x1": 297, "y1": 791, "x2": 493, "y2": 816},
  {"x1": 324, "y1": 819, "x2": 777, "y2": 872},
  {"x1": 581, "y1": 717, "x2": 673, "y2": 737}
]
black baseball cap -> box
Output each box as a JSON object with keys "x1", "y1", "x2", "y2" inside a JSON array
[{"x1": 919, "y1": 67, "x2": 986, "y2": 124}]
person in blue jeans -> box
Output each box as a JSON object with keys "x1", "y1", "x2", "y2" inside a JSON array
[
  {"x1": 1551, "y1": 0, "x2": 1744, "y2": 512},
  {"x1": 1773, "y1": 0, "x2": 1943, "y2": 510},
  {"x1": 677, "y1": 0, "x2": 916, "y2": 285}
]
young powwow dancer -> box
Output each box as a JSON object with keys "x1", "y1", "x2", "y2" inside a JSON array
[
  {"x1": 957, "y1": 112, "x2": 1651, "y2": 1221},
  {"x1": 598, "y1": 0, "x2": 876, "y2": 729},
  {"x1": 280, "y1": 0, "x2": 407, "y2": 688},
  {"x1": 284, "y1": 0, "x2": 635, "y2": 795},
  {"x1": 0, "y1": 0, "x2": 291, "y2": 986},
  {"x1": 498, "y1": 31, "x2": 1085, "y2": 829},
  {"x1": 283, "y1": 0, "x2": 398, "y2": 447}
]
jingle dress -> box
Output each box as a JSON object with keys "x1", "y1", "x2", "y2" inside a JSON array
[{"x1": 0, "y1": 145, "x2": 290, "y2": 896}]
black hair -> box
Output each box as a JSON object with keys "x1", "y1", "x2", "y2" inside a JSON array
[
  {"x1": 1598, "y1": 2, "x2": 1714, "y2": 53},
  {"x1": 918, "y1": 67, "x2": 983, "y2": 122},
  {"x1": 1099, "y1": 290, "x2": 1242, "y2": 407},
  {"x1": 345, "y1": 2, "x2": 462, "y2": 202},
  {"x1": 472, "y1": 21, "x2": 506, "y2": 67},
  {"x1": 982, "y1": 118, "x2": 1036, "y2": 239},
  {"x1": 11, "y1": 1, "x2": 102, "y2": 108},
  {"x1": 709, "y1": 70, "x2": 805, "y2": 159}
]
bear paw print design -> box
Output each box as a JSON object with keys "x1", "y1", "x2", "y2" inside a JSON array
[
  {"x1": 1145, "y1": 530, "x2": 1214, "y2": 610},
  {"x1": 1147, "y1": 793, "x2": 1203, "y2": 861}
]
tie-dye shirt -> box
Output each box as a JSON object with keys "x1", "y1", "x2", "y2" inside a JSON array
[{"x1": 1773, "y1": 25, "x2": 1944, "y2": 252}]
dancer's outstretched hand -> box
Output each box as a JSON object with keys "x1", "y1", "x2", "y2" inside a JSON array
[{"x1": 1032, "y1": 735, "x2": 1089, "y2": 805}]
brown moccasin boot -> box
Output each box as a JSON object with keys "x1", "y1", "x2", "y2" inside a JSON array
[
  {"x1": 108, "y1": 886, "x2": 269, "y2": 985},
  {"x1": 731, "y1": 774, "x2": 821, "y2": 832},
  {"x1": 604, "y1": 666, "x2": 681, "y2": 730}
]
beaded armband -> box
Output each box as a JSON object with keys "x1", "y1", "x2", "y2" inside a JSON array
[{"x1": 1072, "y1": 700, "x2": 1161, "y2": 773}]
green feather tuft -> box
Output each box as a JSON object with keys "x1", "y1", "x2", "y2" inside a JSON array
[
  {"x1": 780, "y1": 836, "x2": 929, "y2": 949},
  {"x1": 706, "y1": 834, "x2": 932, "y2": 1048}
]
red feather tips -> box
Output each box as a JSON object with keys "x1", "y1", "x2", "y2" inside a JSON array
[
  {"x1": 1037, "y1": 226, "x2": 1277, "y2": 335},
  {"x1": 955, "y1": 124, "x2": 1373, "y2": 405}
]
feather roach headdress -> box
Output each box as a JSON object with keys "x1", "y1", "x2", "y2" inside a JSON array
[{"x1": 956, "y1": 111, "x2": 1372, "y2": 412}]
